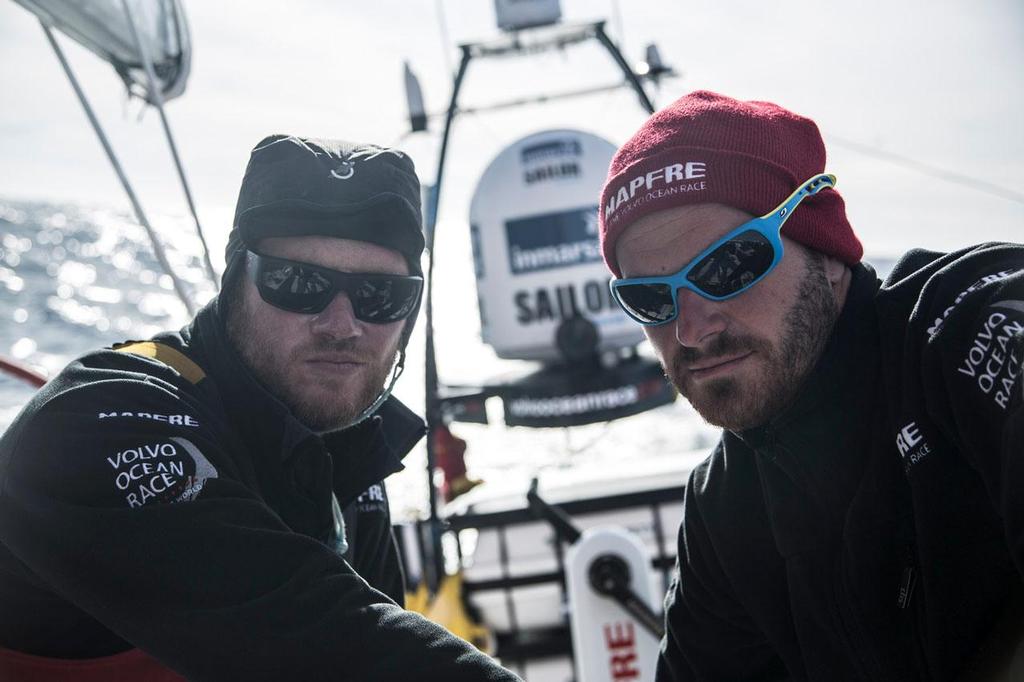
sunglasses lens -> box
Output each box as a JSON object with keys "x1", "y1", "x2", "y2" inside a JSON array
[
  {"x1": 613, "y1": 282, "x2": 676, "y2": 324},
  {"x1": 687, "y1": 230, "x2": 775, "y2": 298},
  {"x1": 252, "y1": 252, "x2": 422, "y2": 322},
  {"x1": 255, "y1": 260, "x2": 335, "y2": 313},
  {"x1": 350, "y1": 276, "x2": 422, "y2": 323}
]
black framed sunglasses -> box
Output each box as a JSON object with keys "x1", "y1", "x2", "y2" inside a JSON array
[{"x1": 246, "y1": 250, "x2": 423, "y2": 322}]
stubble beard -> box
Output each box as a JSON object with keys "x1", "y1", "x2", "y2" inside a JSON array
[
  {"x1": 225, "y1": 288, "x2": 398, "y2": 433},
  {"x1": 667, "y1": 255, "x2": 839, "y2": 432}
]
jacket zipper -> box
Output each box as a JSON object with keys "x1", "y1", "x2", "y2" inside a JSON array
[
  {"x1": 897, "y1": 565, "x2": 915, "y2": 611},
  {"x1": 899, "y1": 541, "x2": 930, "y2": 681}
]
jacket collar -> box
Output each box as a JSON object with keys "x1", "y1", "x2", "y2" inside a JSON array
[
  {"x1": 734, "y1": 264, "x2": 883, "y2": 510},
  {"x1": 324, "y1": 398, "x2": 425, "y2": 506}
]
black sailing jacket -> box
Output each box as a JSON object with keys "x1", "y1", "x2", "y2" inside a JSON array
[
  {"x1": 657, "y1": 243, "x2": 1024, "y2": 681},
  {"x1": 0, "y1": 299, "x2": 520, "y2": 681}
]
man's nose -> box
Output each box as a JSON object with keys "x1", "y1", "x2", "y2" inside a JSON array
[
  {"x1": 309, "y1": 291, "x2": 362, "y2": 341},
  {"x1": 674, "y1": 287, "x2": 726, "y2": 347}
]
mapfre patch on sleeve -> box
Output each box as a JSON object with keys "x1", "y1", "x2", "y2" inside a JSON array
[
  {"x1": 955, "y1": 300, "x2": 1024, "y2": 411},
  {"x1": 105, "y1": 436, "x2": 218, "y2": 508},
  {"x1": 355, "y1": 483, "x2": 387, "y2": 513},
  {"x1": 926, "y1": 268, "x2": 1023, "y2": 339}
]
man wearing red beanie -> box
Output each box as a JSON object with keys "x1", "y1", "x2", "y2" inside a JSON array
[{"x1": 601, "y1": 90, "x2": 1024, "y2": 681}]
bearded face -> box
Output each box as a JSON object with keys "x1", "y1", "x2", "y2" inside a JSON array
[
  {"x1": 615, "y1": 203, "x2": 845, "y2": 432},
  {"x1": 662, "y1": 254, "x2": 838, "y2": 430},
  {"x1": 225, "y1": 236, "x2": 406, "y2": 433}
]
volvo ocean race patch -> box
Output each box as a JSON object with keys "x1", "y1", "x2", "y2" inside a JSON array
[
  {"x1": 105, "y1": 436, "x2": 218, "y2": 508},
  {"x1": 955, "y1": 300, "x2": 1024, "y2": 411}
]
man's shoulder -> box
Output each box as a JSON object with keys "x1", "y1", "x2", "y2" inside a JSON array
[
  {"x1": 0, "y1": 338, "x2": 231, "y2": 517},
  {"x1": 873, "y1": 243, "x2": 1024, "y2": 338},
  {"x1": 878, "y1": 243, "x2": 1024, "y2": 303},
  {"x1": 1, "y1": 340, "x2": 215, "y2": 472},
  {"x1": 40, "y1": 339, "x2": 205, "y2": 414}
]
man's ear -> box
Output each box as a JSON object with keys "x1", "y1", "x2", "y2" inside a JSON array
[{"x1": 822, "y1": 253, "x2": 852, "y2": 305}]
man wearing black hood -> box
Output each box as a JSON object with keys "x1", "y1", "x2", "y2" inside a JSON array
[{"x1": 0, "y1": 135, "x2": 520, "y2": 681}]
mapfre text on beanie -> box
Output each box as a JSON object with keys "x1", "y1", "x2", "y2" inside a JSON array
[
  {"x1": 603, "y1": 161, "x2": 708, "y2": 220},
  {"x1": 599, "y1": 90, "x2": 862, "y2": 277}
]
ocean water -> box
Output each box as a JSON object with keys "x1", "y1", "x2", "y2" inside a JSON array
[
  {"x1": 0, "y1": 199, "x2": 215, "y2": 409},
  {"x1": 0, "y1": 198, "x2": 722, "y2": 519},
  {"x1": 0, "y1": 197, "x2": 226, "y2": 517}
]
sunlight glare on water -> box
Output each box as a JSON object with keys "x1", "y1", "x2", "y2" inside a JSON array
[{"x1": 0, "y1": 200, "x2": 212, "y2": 385}]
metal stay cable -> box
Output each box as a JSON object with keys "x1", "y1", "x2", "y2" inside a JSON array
[
  {"x1": 827, "y1": 133, "x2": 1024, "y2": 207},
  {"x1": 41, "y1": 21, "x2": 197, "y2": 317},
  {"x1": 121, "y1": 0, "x2": 220, "y2": 288}
]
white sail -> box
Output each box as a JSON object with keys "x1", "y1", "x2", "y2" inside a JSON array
[{"x1": 12, "y1": 0, "x2": 191, "y2": 102}]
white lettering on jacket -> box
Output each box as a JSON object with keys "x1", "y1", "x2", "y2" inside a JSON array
[
  {"x1": 105, "y1": 438, "x2": 217, "y2": 508},
  {"x1": 956, "y1": 305, "x2": 1024, "y2": 410},
  {"x1": 926, "y1": 269, "x2": 1021, "y2": 338},
  {"x1": 97, "y1": 411, "x2": 199, "y2": 427},
  {"x1": 356, "y1": 484, "x2": 386, "y2": 512},
  {"x1": 896, "y1": 420, "x2": 932, "y2": 470}
]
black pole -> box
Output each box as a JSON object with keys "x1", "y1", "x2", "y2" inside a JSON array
[
  {"x1": 593, "y1": 21, "x2": 656, "y2": 115},
  {"x1": 526, "y1": 477, "x2": 582, "y2": 545},
  {"x1": 422, "y1": 46, "x2": 472, "y2": 591}
]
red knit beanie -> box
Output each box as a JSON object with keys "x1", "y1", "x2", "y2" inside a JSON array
[{"x1": 599, "y1": 90, "x2": 861, "y2": 277}]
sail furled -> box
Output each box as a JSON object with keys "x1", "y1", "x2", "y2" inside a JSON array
[{"x1": 13, "y1": 0, "x2": 191, "y2": 102}]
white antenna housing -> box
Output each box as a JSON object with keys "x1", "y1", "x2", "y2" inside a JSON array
[{"x1": 493, "y1": 0, "x2": 561, "y2": 32}]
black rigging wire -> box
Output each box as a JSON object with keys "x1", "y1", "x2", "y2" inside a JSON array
[{"x1": 827, "y1": 133, "x2": 1024, "y2": 206}]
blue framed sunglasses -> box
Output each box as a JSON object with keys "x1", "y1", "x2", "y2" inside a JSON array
[{"x1": 609, "y1": 173, "x2": 836, "y2": 326}]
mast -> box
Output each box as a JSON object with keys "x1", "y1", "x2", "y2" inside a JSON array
[{"x1": 416, "y1": 14, "x2": 664, "y2": 589}]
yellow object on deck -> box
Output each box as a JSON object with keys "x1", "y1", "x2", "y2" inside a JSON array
[
  {"x1": 404, "y1": 581, "x2": 432, "y2": 616},
  {"x1": 405, "y1": 573, "x2": 494, "y2": 654}
]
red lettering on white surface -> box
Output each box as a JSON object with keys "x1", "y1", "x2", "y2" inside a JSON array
[{"x1": 604, "y1": 622, "x2": 639, "y2": 680}]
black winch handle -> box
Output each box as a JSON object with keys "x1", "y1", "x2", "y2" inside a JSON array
[
  {"x1": 526, "y1": 478, "x2": 665, "y2": 640},
  {"x1": 527, "y1": 477, "x2": 582, "y2": 545},
  {"x1": 589, "y1": 553, "x2": 666, "y2": 640}
]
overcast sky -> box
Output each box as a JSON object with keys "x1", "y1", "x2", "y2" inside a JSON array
[{"x1": 2, "y1": 0, "x2": 1022, "y2": 265}]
